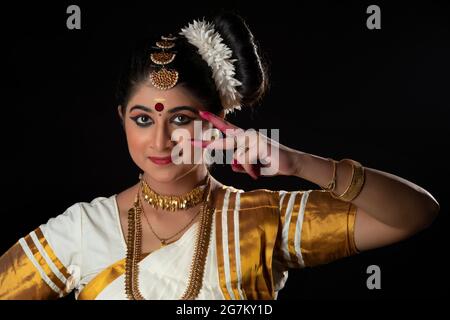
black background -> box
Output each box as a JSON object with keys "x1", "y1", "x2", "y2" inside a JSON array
[{"x1": 0, "y1": 0, "x2": 448, "y2": 300}]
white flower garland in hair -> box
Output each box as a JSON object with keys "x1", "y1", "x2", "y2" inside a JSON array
[{"x1": 179, "y1": 19, "x2": 242, "y2": 113}]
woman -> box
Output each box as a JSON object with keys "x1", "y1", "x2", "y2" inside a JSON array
[{"x1": 0, "y1": 12, "x2": 439, "y2": 300}]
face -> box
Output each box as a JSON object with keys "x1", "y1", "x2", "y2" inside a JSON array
[{"x1": 120, "y1": 84, "x2": 211, "y2": 183}]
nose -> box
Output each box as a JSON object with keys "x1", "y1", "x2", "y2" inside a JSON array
[{"x1": 150, "y1": 122, "x2": 174, "y2": 152}]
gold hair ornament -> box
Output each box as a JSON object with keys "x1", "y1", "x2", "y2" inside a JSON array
[{"x1": 149, "y1": 34, "x2": 179, "y2": 90}]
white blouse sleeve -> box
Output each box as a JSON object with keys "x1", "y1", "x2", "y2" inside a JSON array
[{"x1": 0, "y1": 203, "x2": 83, "y2": 299}]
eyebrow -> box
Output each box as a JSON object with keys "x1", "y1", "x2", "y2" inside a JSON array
[{"x1": 129, "y1": 105, "x2": 199, "y2": 114}]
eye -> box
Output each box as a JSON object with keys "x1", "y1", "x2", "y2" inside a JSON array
[
  {"x1": 171, "y1": 114, "x2": 193, "y2": 126},
  {"x1": 130, "y1": 115, "x2": 154, "y2": 127}
]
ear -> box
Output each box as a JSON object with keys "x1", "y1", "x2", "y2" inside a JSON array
[
  {"x1": 117, "y1": 105, "x2": 124, "y2": 127},
  {"x1": 117, "y1": 105, "x2": 124, "y2": 119}
]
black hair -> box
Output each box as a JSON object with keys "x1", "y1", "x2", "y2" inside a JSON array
[{"x1": 116, "y1": 12, "x2": 269, "y2": 116}]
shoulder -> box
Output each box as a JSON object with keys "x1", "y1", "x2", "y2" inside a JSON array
[
  {"x1": 211, "y1": 184, "x2": 280, "y2": 212},
  {"x1": 210, "y1": 184, "x2": 334, "y2": 213},
  {"x1": 74, "y1": 195, "x2": 118, "y2": 217},
  {"x1": 239, "y1": 188, "x2": 280, "y2": 209},
  {"x1": 78, "y1": 194, "x2": 117, "y2": 214},
  {"x1": 42, "y1": 195, "x2": 118, "y2": 233},
  {"x1": 77, "y1": 195, "x2": 119, "y2": 220}
]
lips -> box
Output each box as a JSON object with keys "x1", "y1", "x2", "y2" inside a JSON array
[{"x1": 148, "y1": 156, "x2": 172, "y2": 165}]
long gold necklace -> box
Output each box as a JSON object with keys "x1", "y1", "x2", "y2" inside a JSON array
[
  {"x1": 140, "y1": 175, "x2": 206, "y2": 211},
  {"x1": 125, "y1": 176, "x2": 214, "y2": 300}
]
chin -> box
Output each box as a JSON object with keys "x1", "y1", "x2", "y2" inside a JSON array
[{"x1": 143, "y1": 164, "x2": 195, "y2": 183}]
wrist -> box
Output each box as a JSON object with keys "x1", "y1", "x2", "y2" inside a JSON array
[
  {"x1": 293, "y1": 153, "x2": 337, "y2": 189},
  {"x1": 292, "y1": 151, "x2": 309, "y2": 178}
]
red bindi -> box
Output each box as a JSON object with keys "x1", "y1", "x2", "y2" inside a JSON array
[{"x1": 154, "y1": 103, "x2": 164, "y2": 112}]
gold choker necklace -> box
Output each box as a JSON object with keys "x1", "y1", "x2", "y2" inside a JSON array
[{"x1": 140, "y1": 175, "x2": 208, "y2": 211}]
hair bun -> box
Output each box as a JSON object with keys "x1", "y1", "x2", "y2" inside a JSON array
[{"x1": 212, "y1": 12, "x2": 269, "y2": 109}]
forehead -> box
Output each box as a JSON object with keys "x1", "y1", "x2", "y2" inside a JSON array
[{"x1": 128, "y1": 84, "x2": 202, "y2": 109}]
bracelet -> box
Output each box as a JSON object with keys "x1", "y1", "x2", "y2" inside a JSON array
[
  {"x1": 331, "y1": 159, "x2": 365, "y2": 202},
  {"x1": 321, "y1": 158, "x2": 337, "y2": 192}
]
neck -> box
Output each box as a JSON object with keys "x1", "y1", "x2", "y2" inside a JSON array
[{"x1": 142, "y1": 165, "x2": 209, "y2": 196}]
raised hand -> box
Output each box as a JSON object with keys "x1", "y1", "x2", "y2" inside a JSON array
[{"x1": 190, "y1": 111, "x2": 303, "y2": 179}]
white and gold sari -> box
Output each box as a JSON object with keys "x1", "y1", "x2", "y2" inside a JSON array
[{"x1": 0, "y1": 177, "x2": 358, "y2": 300}]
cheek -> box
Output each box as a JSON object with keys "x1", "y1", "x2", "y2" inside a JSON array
[
  {"x1": 183, "y1": 120, "x2": 208, "y2": 139},
  {"x1": 170, "y1": 123, "x2": 197, "y2": 144},
  {"x1": 184, "y1": 124, "x2": 197, "y2": 140},
  {"x1": 125, "y1": 123, "x2": 150, "y2": 152}
]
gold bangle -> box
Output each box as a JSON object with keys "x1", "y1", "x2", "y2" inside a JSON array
[
  {"x1": 322, "y1": 158, "x2": 337, "y2": 192},
  {"x1": 331, "y1": 159, "x2": 365, "y2": 202}
]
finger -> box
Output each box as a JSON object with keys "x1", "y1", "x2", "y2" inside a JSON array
[
  {"x1": 233, "y1": 153, "x2": 260, "y2": 180},
  {"x1": 240, "y1": 162, "x2": 259, "y2": 180},
  {"x1": 189, "y1": 139, "x2": 212, "y2": 148},
  {"x1": 199, "y1": 111, "x2": 239, "y2": 133},
  {"x1": 231, "y1": 162, "x2": 245, "y2": 172},
  {"x1": 205, "y1": 136, "x2": 237, "y2": 151},
  {"x1": 231, "y1": 159, "x2": 245, "y2": 171},
  {"x1": 231, "y1": 160, "x2": 250, "y2": 174},
  {"x1": 190, "y1": 132, "x2": 239, "y2": 149},
  {"x1": 231, "y1": 166, "x2": 246, "y2": 173}
]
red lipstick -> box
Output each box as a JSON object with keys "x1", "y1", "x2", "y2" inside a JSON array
[{"x1": 148, "y1": 156, "x2": 172, "y2": 165}]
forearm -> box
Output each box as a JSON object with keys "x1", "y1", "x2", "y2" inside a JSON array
[{"x1": 293, "y1": 151, "x2": 440, "y2": 230}]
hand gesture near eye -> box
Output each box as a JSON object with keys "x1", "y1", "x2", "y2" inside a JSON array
[{"x1": 190, "y1": 111, "x2": 304, "y2": 179}]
